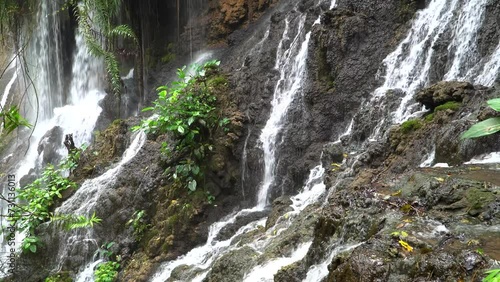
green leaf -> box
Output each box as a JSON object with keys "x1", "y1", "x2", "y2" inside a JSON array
[
  {"x1": 177, "y1": 126, "x2": 185, "y2": 134},
  {"x1": 187, "y1": 116, "x2": 195, "y2": 126},
  {"x1": 461, "y1": 117, "x2": 500, "y2": 139},
  {"x1": 192, "y1": 165, "x2": 200, "y2": 175},
  {"x1": 187, "y1": 180, "x2": 197, "y2": 191},
  {"x1": 29, "y1": 244, "x2": 37, "y2": 253},
  {"x1": 487, "y1": 98, "x2": 500, "y2": 112},
  {"x1": 141, "y1": 107, "x2": 154, "y2": 112}
]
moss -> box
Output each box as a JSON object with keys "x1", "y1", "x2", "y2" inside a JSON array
[
  {"x1": 424, "y1": 113, "x2": 434, "y2": 122},
  {"x1": 400, "y1": 119, "x2": 422, "y2": 134},
  {"x1": 434, "y1": 101, "x2": 461, "y2": 112}
]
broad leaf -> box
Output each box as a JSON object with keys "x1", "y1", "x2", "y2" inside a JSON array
[
  {"x1": 461, "y1": 117, "x2": 500, "y2": 139},
  {"x1": 487, "y1": 98, "x2": 500, "y2": 112},
  {"x1": 187, "y1": 180, "x2": 197, "y2": 191}
]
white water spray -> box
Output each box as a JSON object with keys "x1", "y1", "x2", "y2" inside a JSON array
[{"x1": 258, "y1": 14, "x2": 310, "y2": 208}]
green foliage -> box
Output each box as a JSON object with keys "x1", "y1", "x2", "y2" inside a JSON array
[
  {"x1": 44, "y1": 272, "x2": 72, "y2": 282},
  {"x1": 8, "y1": 150, "x2": 100, "y2": 253},
  {"x1": 95, "y1": 242, "x2": 116, "y2": 259},
  {"x1": 434, "y1": 101, "x2": 461, "y2": 112},
  {"x1": 462, "y1": 98, "x2": 500, "y2": 139},
  {"x1": 76, "y1": 0, "x2": 137, "y2": 96},
  {"x1": 1, "y1": 105, "x2": 32, "y2": 134},
  {"x1": 51, "y1": 212, "x2": 102, "y2": 230},
  {"x1": 9, "y1": 164, "x2": 77, "y2": 233},
  {"x1": 400, "y1": 119, "x2": 422, "y2": 134},
  {"x1": 21, "y1": 235, "x2": 41, "y2": 254},
  {"x1": 461, "y1": 117, "x2": 500, "y2": 139},
  {"x1": 484, "y1": 269, "x2": 500, "y2": 282},
  {"x1": 94, "y1": 261, "x2": 120, "y2": 282},
  {"x1": 134, "y1": 60, "x2": 224, "y2": 195},
  {"x1": 126, "y1": 210, "x2": 150, "y2": 241}
]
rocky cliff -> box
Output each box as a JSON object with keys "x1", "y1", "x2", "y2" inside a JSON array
[{"x1": 5, "y1": 0, "x2": 500, "y2": 281}]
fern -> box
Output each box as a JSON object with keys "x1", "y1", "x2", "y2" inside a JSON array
[
  {"x1": 109, "y1": 25, "x2": 138, "y2": 44},
  {"x1": 51, "y1": 212, "x2": 102, "y2": 230},
  {"x1": 75, "y1": 0, "x2": 138, "y2": 96}
]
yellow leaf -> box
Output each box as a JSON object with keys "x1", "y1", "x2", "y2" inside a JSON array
[
  {"x1": 399, "y1": 240, "x2": 413, "y2": 252},
  {"x1": 434, "y1": 177, "x2": 445, "y2": 182},
  {"x1": 401, "y1": 231, "x2": 408, "y2": 237},
  {"x1": 391, "y1": 190, "x2": 402, "y2": 196},
  {"x1": 343, "y1": 153, "x2": 348, "y2": 158},
  {"x1": 331, "y1": 163, "x2": 341, "y2": 168},
  {"x1": 402, "y1": 219, "x2": 413, "y2": 223},
  {"x1": 390, "y1": 231, "x2": 400, "y2": 237}
]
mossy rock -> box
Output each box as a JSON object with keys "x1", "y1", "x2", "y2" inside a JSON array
[
  {"x1": 434, "y1": 101, "x2": 461, "y2": 112},
  {"x1": 400, "y1": 119, "x2": 422, "y2": 134},
  {"x1": 44, "y1": 272, "x2": 72, "y2": 282}
]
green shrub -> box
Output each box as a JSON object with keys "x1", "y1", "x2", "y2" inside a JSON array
[
  {"x1": 9, "y1": 148, "x2": 100, "y2": 253},
  {"x1": 44, "y1": 272, "x2": 72, "y2": 282},
  {"x1": 400, "y1": 119, "x2": 422, "y2": 134},
  {"x1": 94, "y1": 261, "x2": 120, "y2": 282},
  {"x1": 126, "y1": 210, "x2": 150, "y2": 241},
  {"x1": 134, "y1": 60, "x2": 226, "y2": 195},
  {"x1": 434, "y1": 101, "x2": 461, "y2": 112}
]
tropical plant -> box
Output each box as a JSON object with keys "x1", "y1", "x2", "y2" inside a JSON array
[
  {"x1": 0, "y1": 105, "x2": 32, "y2": 134},
  {"x1": 94, "y1": 261, "x2": 120, "y2": 282},
  {"x1": 8, "y1": 150, "x2": 101, "y2": 252},
  {"x1": 21, "y1": 235, "x2": 41, "y2": 254},
  {"x1": 134, "y1": 60, "x2": 223, "y2": 194},
  {"x1": 483, "y1": 269, "x2": 500, "y2": 282},
  {"x1": 126, "y1": 210, "x2": 150, "y2": 241},
  {"x1": 462, "y1": 98, "x2": 500, "y2": 139},
  {"x1": 75, "y1": 0, "x2": 138, "y2": 96}
]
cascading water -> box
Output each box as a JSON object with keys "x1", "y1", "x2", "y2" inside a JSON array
[
  {"x1": 0, "y1": 2, "x2": 107, "y2": 277},
  {"x1": 150, "y1": 1, "x2": 338, "y2": 281},
  {"x1": 258, "y1": 11, "x2": 311, "y2": 209}
]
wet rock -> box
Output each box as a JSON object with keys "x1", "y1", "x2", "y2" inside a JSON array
[
  {"x1": 321, "y1": 142, "x2": 344, "y2": 168},
  {"x1": 37, "y1": 126, "x2": 64, "y2": 166},
  {"x1": 415, "y1": 81, "x2": 474, "y2": 110},
  {"x1": 216, "y1": 209, "x2": 268, "y2": 241},
  {"x1": 266, "y1": 196, "x2": 293, "y2": 229},
  {"x1": 203, "y1": 246, "x2": 259, "y2": 282}
]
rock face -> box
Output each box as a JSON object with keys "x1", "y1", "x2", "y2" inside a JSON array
[
  {"x1": 8, "y1": 0, "x2": 500, "y2": 281},
  {"x1": 415, "y1": 81, "x2": 477, "y2": 110}
]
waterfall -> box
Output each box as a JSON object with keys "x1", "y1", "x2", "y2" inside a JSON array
[
  {"x1": 258, "y1": 13, "x2": 310, "y2": 208},
  {"x1": 24, "y1": 0, "x2": 66, "y2": 121},
  {"x1": 0, "y1": 1, "x2": 107, "y2": 276},
  {"x1": 150, "y1": 2, "x2": 334, "y2": 280}
]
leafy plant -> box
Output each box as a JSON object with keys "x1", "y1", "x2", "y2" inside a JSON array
[
  {"x1": 462, "y1": 98, "x2": 500, "y2": 139},
  {"x1": 134, "y1": 60, "x2": 224, "y2": 195},
  {"x1": 51, "y1": 212, "x2": 102, "y2": 230},
  {"x1": 75, "y1": 0, "x2": 138, "y2": 96},
  {"x1": 483, "y1": 269, "x2": 500, "y2": 282},
  {"x1": 95, "y1": 242, "x2": 116, "y2": 259},
  {"x1": 21, "y1": 235, "x2": 41, "y2": 254},
  {"x1": 9, "y1": 153, "x2": 100, "y2": 252},
  {"x1": 94, "y1": 261, "x2": 120, "y2": 282},
  {"x1": 1, "y1": 105, "x2": 32, "y2": 134},
  {"x1": 126, "y1": 210, "x2": 150, "y2": 241}
]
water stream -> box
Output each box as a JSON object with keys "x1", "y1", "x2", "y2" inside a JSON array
[{"x1": 0, "y1": 2, "x2": 106, "y2": 276}]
